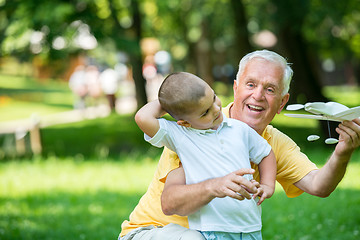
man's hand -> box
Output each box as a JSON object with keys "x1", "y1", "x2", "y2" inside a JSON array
[
  {"x1": 205, "y1": 168, "x2": 258, "y2": 201},
  {"x1": 335, "y1": 118, "x2": 360, "y2": 157},
  {"x1": 161, "y1": 167, "x2": 258, "y2": 216},
  {"x1": 295, "y1": 118, "x2": 360, "y2": 198}
]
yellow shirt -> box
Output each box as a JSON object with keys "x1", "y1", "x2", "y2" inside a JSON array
[{"x1": 120, "y1": 103, "x2": 318, "y2": 237}]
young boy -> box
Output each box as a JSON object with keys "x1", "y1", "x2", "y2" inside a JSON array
[{"x1": 135, "y1": 72, "x2": 276, "y2": 240}]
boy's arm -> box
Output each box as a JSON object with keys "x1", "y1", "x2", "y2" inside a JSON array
[
  {"x1": 253, "y1": 149, "x2": 276, "y2": 205},
  {"x1": 135, "y1": 100, "x2": 167, "y2": 138}
]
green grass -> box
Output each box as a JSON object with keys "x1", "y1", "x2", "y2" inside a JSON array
[
  {"x1": 0, "y1": 158, "x2": 158, "y2": 240},
  {"x1": 323, "y1": 85, "x2": 360, "y2": 107},
  {"x1": 0, "y1": 74, "x2": 73, "y2": 121},
  {"x1": 0, "y1": 75, "x2": 360, "y2": 239},
  {"x1": 0, "y1": 159, "x2": 359, "y2": 240}
]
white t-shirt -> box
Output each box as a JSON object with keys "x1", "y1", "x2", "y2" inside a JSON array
[{"x1": 146, "y1": 115, "x2": 271, "y2": 233}]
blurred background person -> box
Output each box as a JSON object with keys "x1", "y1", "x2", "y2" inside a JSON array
[
  {"x1": 68, "y1": 65, "x2": 88, "y2": 110},
  {"x1": 85, "y1": 65, "x2": 102, "y2": 108},
  {"x1": 143, "y1": 55, "x2": 163, "y2": 102},
  {"x1": 99, "y1": 67, "x2": 120, "y2": 112}
]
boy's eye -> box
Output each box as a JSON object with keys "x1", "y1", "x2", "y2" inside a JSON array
[{"x1": 201, "y1": 110, "x2": 209, "y2": 117}]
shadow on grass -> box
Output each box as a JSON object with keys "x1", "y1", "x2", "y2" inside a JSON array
[
  {"x1": 41, "y1": 113, "x2": 162, "y2": 160},
  {"x1": 1, "y1": 113, "x2": 162, "y2": 161},
  {"x1": 0, "y1": 190, "x2": 142, "y2": 240}
]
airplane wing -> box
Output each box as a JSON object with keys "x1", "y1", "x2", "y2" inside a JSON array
[
  {"x1": 304, "y1": 102, "x2": 349, "y2": 116},
  {"x1": 284, "y1": 113, "x2": 342, "y2": 122},
  {"x1": 285, "y1": 102, "x2": 360, "y2": 122},
  {"x1": 332, "y1": 106, "x2": 360, "y2": 121}
]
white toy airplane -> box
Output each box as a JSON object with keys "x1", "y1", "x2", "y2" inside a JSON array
[{"x1": 285, "y1": 102, "x2": 360, "y2": 144}]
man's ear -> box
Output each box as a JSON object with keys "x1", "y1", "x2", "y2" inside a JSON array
[
  {"x1": 233, "y1": 80, "x2": 238, "y2": 95},
  {"x1": 177, "y1": 120, "x2": 191, "y2": 128},
  {"x1": 277, "y1": 93, "x2": 290, "y2": 114}
]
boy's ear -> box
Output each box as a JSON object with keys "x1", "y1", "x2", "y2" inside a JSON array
[{"x1": 177, "y1": 120, "x2": 191, "y2": 128}]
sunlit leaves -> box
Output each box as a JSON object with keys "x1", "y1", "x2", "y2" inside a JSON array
[{"x1": 94, "y1": 0, "x2": 111, "y2": 19}]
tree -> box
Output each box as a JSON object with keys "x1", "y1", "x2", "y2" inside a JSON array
[
  {"x1": 0, "y1": 0, "x2": 148, "y2": 108},
  {"x1": 255, "y1": 0, "x2": 327, "y2": 104}
]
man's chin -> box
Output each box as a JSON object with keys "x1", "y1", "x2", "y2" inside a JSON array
[{"x1": 242, "y1": 116, "x2": 262, "y2": 128}]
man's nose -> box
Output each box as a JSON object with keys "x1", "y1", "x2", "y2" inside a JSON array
[{"x1": 252, "y1": 87, "x2": 265, "y2": 100}]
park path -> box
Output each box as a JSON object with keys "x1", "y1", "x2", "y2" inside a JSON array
[
  {"x1": 0, "y1": 105, "x2": 111, "y2": 135},
  {"x1": 0, "y1": 94, "x2": 138, "y2": 135},
  {"x1": 0, "y1": 96, "x2": 138, "y2": 156}
]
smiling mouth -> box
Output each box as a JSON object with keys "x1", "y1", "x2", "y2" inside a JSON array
[{"x1": 247, "y1": 104, "x2": 264, "y2": 112}]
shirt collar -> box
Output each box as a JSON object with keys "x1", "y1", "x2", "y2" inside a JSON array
[
  {"x1": 261, "y1": 125, "x2": 272, "y2": 141},
  {"x1": 224, "y1": 102, "x2": 270, "y2": 138}
]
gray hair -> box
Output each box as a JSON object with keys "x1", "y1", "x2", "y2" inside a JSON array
[{"x1": 236, "y1": 50, "x2": 293, "y2": 96}]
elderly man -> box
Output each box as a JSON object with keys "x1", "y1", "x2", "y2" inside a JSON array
[{"x1": 119, "y1": 50, "x2": 360, "y2": 240}]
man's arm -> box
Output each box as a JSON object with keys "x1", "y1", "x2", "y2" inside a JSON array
[
  {"x1": 295, "y1": 119, "x2": 360, "y2": 197},
  {"x1": 135, "y1": 100, "x2": 166, "y2": 138},
  {"x1": 161, "y1": 165, "x2": 258, "y2": 216}
]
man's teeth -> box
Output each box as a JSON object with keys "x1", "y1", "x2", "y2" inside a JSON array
[{"x1": 248, "y1": 105, "x2": 263, "y2": 110}]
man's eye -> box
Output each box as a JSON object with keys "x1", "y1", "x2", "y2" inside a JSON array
[
  {"x1": 267, "y1": 88, "x2": 275, "y2": 94},
  {"x1": 247, "y1": 83, "x2": 255, "y2": 88}
]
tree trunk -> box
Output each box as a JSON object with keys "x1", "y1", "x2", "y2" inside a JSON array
[
  {"x1": 194, "y1": 20, "x2": 214, "y2": 86},
  {"x1": 130, "y1": 0, "x2": 148, "y2": 109},
  {"x1": 278, "y1": 27, "x2": 328, "y2": 104},
  {"x1": 273, "y1": 0, "x2": 337, "y2": 139},
  {"x1": 109, "y1": 0, "x2": 147, "y2": 109},
  {"x1": 277, "y1": 26, "x2": 338, "y2": 139},
  {"x1": 230, "y1": 0, "x2": 253, "y2": 59}
]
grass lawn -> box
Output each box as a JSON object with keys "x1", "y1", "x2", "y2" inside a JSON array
[
  {"x1": 0, "y1": 75, "x2": 74, "y2": 121},
  {"x1": 0, "y1": 158, "x2": 158, "y2": 240},
  {"x1": 0, "y1": 158, "x2": 359, "y2": 240},
  {"x1": 1, "y1": 74, "x2": 360, "y2": 239}
]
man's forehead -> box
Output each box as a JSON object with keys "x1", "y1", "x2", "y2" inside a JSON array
[{"x1": 244, "y1": 59, "x2": 283, "y2": 78}]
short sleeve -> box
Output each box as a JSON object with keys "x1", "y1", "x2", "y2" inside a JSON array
[
  {"x1": 247, "y1": 125, "x2": 272, "y2": 164},
  {"x1": 145, "y1": 118, "x2": 177, "y2": 152}
]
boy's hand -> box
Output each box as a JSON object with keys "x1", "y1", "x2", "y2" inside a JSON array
[
  {"x1": 251, "y1": 180, "x2": 273, "y2": 205},
  {"x1": 252, "y1": 187, "x2": 266, "y2": 205}
]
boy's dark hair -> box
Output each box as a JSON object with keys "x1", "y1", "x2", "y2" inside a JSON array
[{"x1": 158, "y1": 72, "x2": 207, "y2": 120}]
